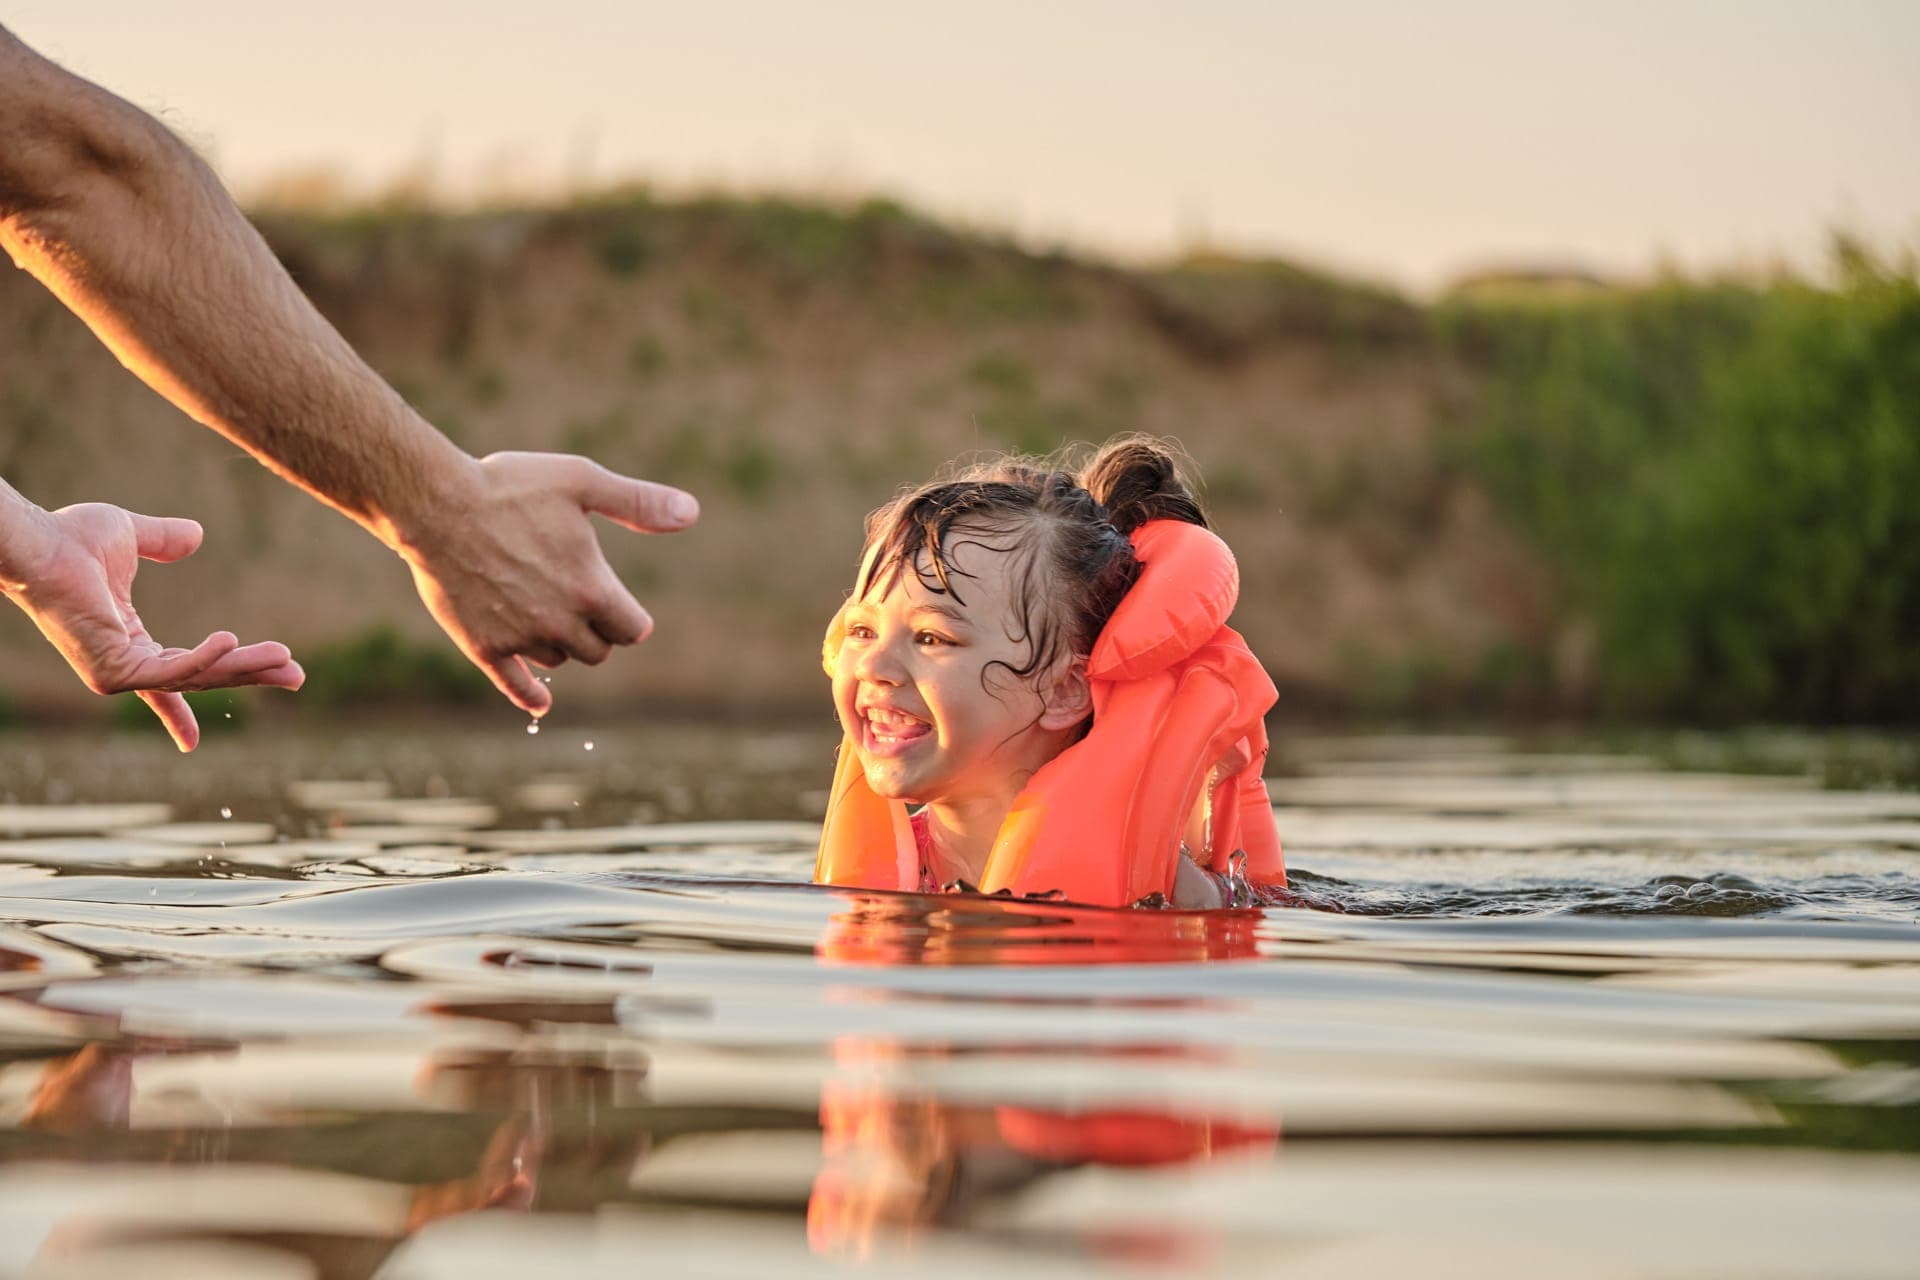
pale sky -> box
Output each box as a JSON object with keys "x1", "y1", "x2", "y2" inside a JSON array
[{"x1": 9, "y1": 1, "x2": 1917, "y2": 290}]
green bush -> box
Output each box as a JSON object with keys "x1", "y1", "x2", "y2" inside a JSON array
[
  {"x1": 1447, "y1": 241, "x2": 1920, "y2": 721},
  {"x1": 111, "y1": 689, "x2": 249, "y2": 733},
  {"x1": 596, "y1": 222, "x2": 653, "y2": 277},
  {"x1": 728, "y1": 197, "x2": 869, "y2": 279},
  {"x1": 300, "y1": 626, "x2": 490, "y2": 708}
]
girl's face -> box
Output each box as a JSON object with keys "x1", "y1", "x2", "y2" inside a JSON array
[{"x1": 832, "y1": 537, "x2": 1085, "y2": 810}]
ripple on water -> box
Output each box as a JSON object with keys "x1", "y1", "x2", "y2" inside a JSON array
[
  {"x1": 0, "y1": 733, "x2": 1917, "y2": 1276},
  {"x1": 118, "y1": 822, "x2": 280, "y2": 847},
  {"x1": 0, "y1": 803, "x2": 172, "y2": 836}
]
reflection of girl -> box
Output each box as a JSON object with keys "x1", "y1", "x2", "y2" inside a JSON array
[
  {"x1": 808, "y1": 897, "x2": 1280, "y2": 1261},
  {"x1": 817, "y1": 435, "x2": 1284, "y2": 908},
  {"x1": 809, "y1": 1067, "x2": 1276, "y2": 1265},
  {"x1": 809, "y1": 1061, "x2": 1043, "y2": 1258}
]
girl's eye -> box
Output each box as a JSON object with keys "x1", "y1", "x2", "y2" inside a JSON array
[
  {"x1": 846, "y1": 623, "x2": 876, "y2": 641},
  {"x1": 915, "y1": 631, "x2": 951, "y2": 647}
]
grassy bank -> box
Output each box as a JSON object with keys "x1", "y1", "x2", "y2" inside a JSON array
[{"x1": 0, "y1": 189, "x2": 1910, "y2": 725}]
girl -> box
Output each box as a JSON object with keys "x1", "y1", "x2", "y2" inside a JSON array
[{"x1": 815, "y1": 436, "x2": 1284, "y2": 910}]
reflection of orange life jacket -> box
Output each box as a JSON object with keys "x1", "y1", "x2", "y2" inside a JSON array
[
  {"x1": 815, "y1": 519, "x2": 1285, "y2": 907},
  {"x1": 808, "y1": 908, "x2": 1280, "y2": 1256}
]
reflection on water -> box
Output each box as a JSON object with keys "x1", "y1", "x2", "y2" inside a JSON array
[
  {"x1": 0, "y1": 728, "x2": 1917, "y2": 1277},
  {"x1": 809, "y1": 899, "x2": 1279, "y2": 1265}
]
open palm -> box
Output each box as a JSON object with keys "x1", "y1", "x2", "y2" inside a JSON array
[{"x1": 8, "y1": 503, "x2": 303, "y2": 750}]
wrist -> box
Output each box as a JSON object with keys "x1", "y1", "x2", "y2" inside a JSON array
[
  {"x1": 0, "y1": 484, "x2": 60, "y2": 597},
  {"x1": 367, "y1": 424, "x2": 483, "y2": 561}
]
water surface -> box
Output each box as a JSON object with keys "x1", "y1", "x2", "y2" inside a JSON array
[{"x1": 1, "y1": 728, "x2": 1916, "y2": 1277}]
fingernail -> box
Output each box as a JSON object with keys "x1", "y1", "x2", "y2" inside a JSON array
[{"x1": 669, "y1": 492, "x2": 699, "y2": 524}]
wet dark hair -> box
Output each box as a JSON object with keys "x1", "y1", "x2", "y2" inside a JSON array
[{"x1": 852, "y1": 435, "x2": 1209, "y2": 703}]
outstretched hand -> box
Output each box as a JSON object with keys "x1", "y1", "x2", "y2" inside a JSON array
[
  {"x1": 394, "y1": 452, "x2": 699, "y2": 716},
  {"x1": 1, "y1": 27, "x2": 692, "y2": 736},
  {"x1": 2, "y1": 503, "x2": 303, "y2": 751}
]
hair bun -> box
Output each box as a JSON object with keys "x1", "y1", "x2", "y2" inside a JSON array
[{"x1": 1079, "y1": 435, "x2": 1208, "y2": 535}]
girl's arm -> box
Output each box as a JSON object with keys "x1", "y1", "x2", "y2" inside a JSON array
[{"x1": 1171, "y1": 850, "x2": 1230, "y2": 909}]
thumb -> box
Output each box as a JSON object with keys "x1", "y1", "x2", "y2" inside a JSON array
[
  {"x1": 576, "y1": 463, "x2": 700, "y2": 533},
  {"x1": 129, "y1": 514, "x2": 205, "y2": 564}
]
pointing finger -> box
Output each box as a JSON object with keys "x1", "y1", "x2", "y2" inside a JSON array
[
  {"x1": 129, "y1": 514, "x2": 205, "y2": 564},
  {"x1": 575, "y1": 463, "x2": 700, "y2": 534}
]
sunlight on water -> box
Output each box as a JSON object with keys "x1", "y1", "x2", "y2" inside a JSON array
[{"x1": 0, "y1": 728, "x2": 1915, "y2": 1277}]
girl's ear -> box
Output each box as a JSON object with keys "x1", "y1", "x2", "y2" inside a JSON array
[{"x1": 1036, "y1": 656, "x2": 1093, "y2": 731}]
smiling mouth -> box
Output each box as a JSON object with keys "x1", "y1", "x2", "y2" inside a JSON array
[{"x1": 859, "y1": 706, "x2": 933, "y2": 755}]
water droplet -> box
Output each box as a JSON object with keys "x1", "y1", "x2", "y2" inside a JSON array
[
  {"x1": 526, "y1": 721, "x2": 541, "y2": 735},
  {"x1": 583, "y1": 741, "x2": 595, "y2": 752},
  {"x1": 219, "y1": 806, "x2": 232, "y2": 820}
]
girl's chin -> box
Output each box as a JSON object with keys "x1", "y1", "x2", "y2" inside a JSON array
[{"x1": 859, "y1": 759, "x2": 933, "y2": 803}]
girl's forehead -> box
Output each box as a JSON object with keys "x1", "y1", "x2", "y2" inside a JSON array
[{"x1": 855, "y1": 539, "x2": 1024, "y2": 609}]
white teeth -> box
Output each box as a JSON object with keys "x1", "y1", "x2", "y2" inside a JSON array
[{"x1": 864, "y1": 707, "x2": 924, "y2": 728}]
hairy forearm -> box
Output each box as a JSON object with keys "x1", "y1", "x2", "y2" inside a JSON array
[
  {"x1": 0, "y1": 27, "x2": 696, "y2": 717},
  {"x1": 0, "y1": 30, "x2": 471, "y2": 551}
]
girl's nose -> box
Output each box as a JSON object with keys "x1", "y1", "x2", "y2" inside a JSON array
[{"x1": 850, "y1": 633, "x2": 907, "y2": 685}]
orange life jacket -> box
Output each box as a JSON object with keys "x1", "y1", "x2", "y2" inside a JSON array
[{"x1": 815, "y1": 519, "x2": 1284, "y2": 907}]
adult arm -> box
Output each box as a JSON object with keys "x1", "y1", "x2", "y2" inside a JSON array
[
  {"x1": 0, "y1": 25, "x2": 697, "y2": 714},
  {"x1": 0, "y1": 480, "x2": 303, "y2": 750}
]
